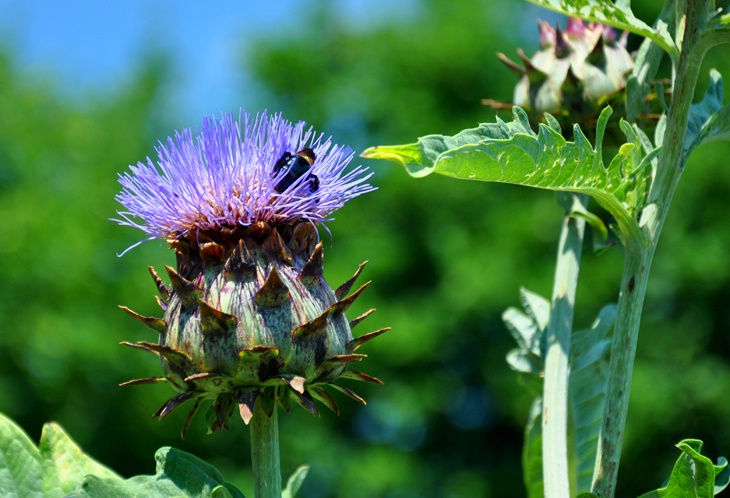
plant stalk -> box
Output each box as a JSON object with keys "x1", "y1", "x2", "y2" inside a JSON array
[
  {"x1": 543, "y1": 193, "x2": 587, "y2": 497},
  {"x1": 250, "y1": 400, "x2": 282, "y2": 498},
  {"x1": 590, "y1": 243, "x2": 652, "y2": 498},
  {"x1": 591, "y1": 1, "x2": 710, "y2": 496}
]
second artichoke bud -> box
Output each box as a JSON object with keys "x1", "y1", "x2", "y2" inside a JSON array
[{"x1": 484, "y1": 17, "x2": 637, "y2": 136}]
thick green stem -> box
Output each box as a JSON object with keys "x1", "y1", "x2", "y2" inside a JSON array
[
  {"x1": 250, "y1": 400, "x2": 281, "y2": 498},
  {"x1": 543, "y1": 193, "x2": 587, "y2": 498},
  {"x1": 591, "y1": 1, "x2": 709, "y2": 496},
  {"x1": 590, "y1": 243, "x2": 652, "y2": 498}
]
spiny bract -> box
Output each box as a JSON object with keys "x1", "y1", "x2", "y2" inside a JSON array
[{"x1": 116, "y1": 111, "x2": 386, "y2": 436}]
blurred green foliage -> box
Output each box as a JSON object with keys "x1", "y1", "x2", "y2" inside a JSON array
[{"x1": 1, "y1": 0, "x2": 730, "y2": 497}]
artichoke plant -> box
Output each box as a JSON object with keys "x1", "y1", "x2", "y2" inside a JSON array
[
  {"x1": 484, "y1": 17, "x2": 636, "y2": 133},
  {"x1": 115, "y1": 111, "x2": 385, "y2": 436}
]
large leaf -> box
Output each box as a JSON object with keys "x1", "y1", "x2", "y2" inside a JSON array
[
  {"x1": 0, "y1": 412, "x2": 244, "y2": 498},
  {"x1": 527, "y1": 0, "x2": 677, "y2": 57},
  {"x1": 0, "y1": 412, "x2": 119, "y2": 498},
  {"x1": 503, "y1": 291, "x2": 615, "y2": 496},
  {"x1": 0, "y1": 412, "x2": 46, "y2": 497},
  {"x1": 569, "y1": 305, "x2": 615, "y2": 492},
  {"x1": 39, "y1": 422, "x2": 120, "y2": 495},
  {"x1": 73, "y1": 447, "x2": 246, "y2": 498},
  {"x1": 684, "y1": 70, "x2": 730, "y2": 158},
  {"x1": 363, "y1": 106, "x2": 656, "y2": 245},
  {"x1": 637, "y1": 439, "x2": 730, "y2": 497}
]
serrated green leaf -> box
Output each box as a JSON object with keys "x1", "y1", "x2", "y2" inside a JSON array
[
  {"x1": 1, "y1": 413, "x2": 244, "y2": 498},
  {"x1": 502, "y1": 288, "x2": 550, "y2": 360},
  {"x1": 74, "y1": 447, "x2": 246, "y2": 498},
  {"x1": 502, "y1": 297, "x2": 615, "y2": 496},
  {"x1": 363, "y1": 106, "x2": 653, "y2": 245},
  {"x1": 503, "y1": 289, "x2": 548, "y2": 497},
  {"x1": 364, "y1": 107, "x2": 534, "y2": 178},
  {"x1": 282, "y1": 465, "x2": 309, "y2": 498},
  {"x1": 39, "y1": 422, "x2": 121, "y2": 496},
  {"x1": 0, "y1": 413, "x2": 121, "y2": 498},
  {"x1": 637, "y1": 439, "x2": 728, "y2": 497},
  {"x1": 526, "y1": 0, "x2": 677, "y2": 57},
  {"x1": 0, "y1": 412, "x2": 46, "y2": 498},
  {"x1": 506, "y1": 349, "x2": 543, "y2": 378},
  {"x1": 520, "y1": 287, "x2": 552, "y2": 333},
  {"x1": 503, "y1": 309, "x2": 541, "y2": 356},
  {"x1": 684, "y1": 70, "x2": 730, "y2": 157}
]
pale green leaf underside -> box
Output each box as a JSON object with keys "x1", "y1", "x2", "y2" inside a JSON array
[
  {"x1": 685, "y1": 69, "x2": 730, "y2": 157},
  {"x1": 527, "y1": 0, "x2": 676, "y2": 57},
  {"x1": 502, "y1": 291, "x2": 615, "y2": 496},
  {"x1": 363, "y1": 106, "x2": 655, "y2": 244},
  {"x1": 503, "y1": 288, "x2": 550, "y2": 381},
  {"x1": 570, "y1": 305, "x2": 615, "y2": 492}
]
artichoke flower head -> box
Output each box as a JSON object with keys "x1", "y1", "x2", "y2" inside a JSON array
[{"x1": 115, "y1": 111, "x2": 385, "y2": 435}]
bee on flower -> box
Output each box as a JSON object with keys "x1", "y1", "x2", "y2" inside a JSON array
[{"x1": 114, "y1": 110, "x2": 386, "y2": 436}]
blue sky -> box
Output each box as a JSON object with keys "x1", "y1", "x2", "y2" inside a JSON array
[
  {"x1": 0, "y1": 0, "x2": 419, "y2": 122},
  {"x1": 0, "y1": 1, "x2": 559, "y2": 128}
]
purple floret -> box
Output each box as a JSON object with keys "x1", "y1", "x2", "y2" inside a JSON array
[{"x1": 114, "y1": 110, "x2": 375, "y2": 246}]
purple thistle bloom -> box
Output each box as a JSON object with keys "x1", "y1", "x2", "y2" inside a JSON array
[
  {"x1": 114, "y1": 110, "x2": 375, "y2": 247},
  {"x1": 118, "y1": 112, "x2": 387, "y2": 436}
]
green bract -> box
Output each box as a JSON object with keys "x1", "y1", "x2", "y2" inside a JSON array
[{"x1": 121, "y1": 222, "x2": 387, "y2": 435}]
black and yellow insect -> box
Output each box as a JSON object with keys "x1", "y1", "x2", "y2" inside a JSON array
[{"x1": 272, "y1": 147, "x2": 319, "y2": 193}]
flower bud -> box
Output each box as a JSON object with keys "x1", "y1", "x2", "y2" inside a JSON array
[{"x1": 488, "y1": 17, "x2": 635, "y2": 135}]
